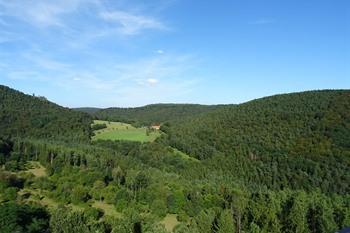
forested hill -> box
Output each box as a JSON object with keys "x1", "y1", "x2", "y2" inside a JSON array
[
  {"x1": 0, "y1": 85, "x2": 92, "y2": 142},
  {"x1": 85, "y1": 104, "x2": 221, "y2": 126},
  {"x1": 161, "y1": 90, "x2": 350, "y2": 194},
  {"x1": 74, "y1": 107, "x2": 101, "y2": 114},
  {"x1": 164, "y1": 90, "x2": 350, "y2": 160}
]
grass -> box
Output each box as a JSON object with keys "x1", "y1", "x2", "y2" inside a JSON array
[
  {"x1": 26, "y1": 161, "x2": 47, "y2": 177},
  {"x1": 170, "y1": 147, "x2": 199, "y2": 162},
  {"x1": 19, "y1": 188, "x2": 117, "y2": 217},
  {"x1": 161, "y1": 214, "x2": 180, "y2": 232},
  {"x1": 92, "y1": 201, "x2": 122, "y2": 218},
  {"x1": 92, "y1": 120, "x2": 161, "y2": 142},
  {"x1": 19, "y1": 188, "x2": 59, "y2": 209}
]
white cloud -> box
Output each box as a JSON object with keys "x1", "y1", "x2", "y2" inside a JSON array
[
  {"x1": 0, "y1": 0, "x2": 168, "y2": 40},
  {"x1": 100, "y1": 10, "x2": 166, "y2": 35},
  {"x1": 146, "y1": 78, "x2": 158, "y2": 85},
  {"x1": 0, "y1": 0, "x2": 193, "y2": 107}
]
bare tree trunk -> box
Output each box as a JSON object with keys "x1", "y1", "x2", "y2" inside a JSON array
[
  {"x1": 50, "y1": 152, "x2": 54, "y2": 165},
  {"x1": 237, "y1": 214, "x2": 241, "y2": 233}
]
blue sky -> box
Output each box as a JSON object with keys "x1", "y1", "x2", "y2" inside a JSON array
[{"x1": 0, "y1": 0, "x2": 349, "y2": 107}]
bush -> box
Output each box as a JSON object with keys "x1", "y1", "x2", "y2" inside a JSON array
[
  {"x1": 0, "y1": 202, "x2": 49, "y2": 233},
  {"x1": 3, "y1": 187, "x2": 18, "y2": 201}
]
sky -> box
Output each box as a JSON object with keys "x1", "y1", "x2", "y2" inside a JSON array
[{"x1": 0, "y1": 0, "x2": 349, "y2": 108}]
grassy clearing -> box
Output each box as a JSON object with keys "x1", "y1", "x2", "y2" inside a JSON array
[
  {"x1": 92, "y1": 120, "x2": 161, "y2": 142},
  {"x1": 161, "y1": 214, "x2": 180, "y2": 232},
  {"x1": 92, "y1": 201, "x2": 122, "y2": 218},
  {"x1": 170, "y1": 147, "x2": 199, "y2": 162},
  {"x1": 19, "y1": 188, "x2": 59, "y2": 209},
  {"x1": 26, "y1": 161, "x2": 47, "y2": 177}
]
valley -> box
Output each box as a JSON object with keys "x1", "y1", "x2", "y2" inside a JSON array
[{"x1": 0, "y1": 85, "x2": 349, "y2": 233}]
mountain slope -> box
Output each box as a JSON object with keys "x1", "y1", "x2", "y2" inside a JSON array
[
  {"x1": 90, "y1": 104, "x2": 221, "y2": 126},
  {"x1": 0, "y1": 85, "x2": 92, "y2": 142},
  {"x1": 162, "y1": 90, "x2": 350, "y2": 194},
  {"x1": 164, "y1": 90, "x2": 350, "y2": 159}
]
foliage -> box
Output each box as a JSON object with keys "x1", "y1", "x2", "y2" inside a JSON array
[
  {"x1": 164, "y1": 90, "x2": 350, "y2": 194},
  {"x1": 0, "y1": 202, "x2": 50, "y2": 233},
  {"x1": 0, "y1": 85, "x2": 92, "y2": 142}
]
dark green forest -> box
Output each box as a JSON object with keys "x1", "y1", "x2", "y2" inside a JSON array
[
  {"x1": 0, "y1": 85, "x2": 349, "y2": 233},
  {"x1": 81, "y1": 104, "x2": 220, "y2": 126},
  {"x1": 0, "y1": 85, "x2": 92, "y2": 143}
]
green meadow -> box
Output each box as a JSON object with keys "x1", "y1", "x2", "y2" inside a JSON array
[{"x1": 92, "y1": 120, "x2": 161, "y2": 142}]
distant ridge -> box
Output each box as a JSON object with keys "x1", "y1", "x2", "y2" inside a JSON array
[
  {"x1": 74, "y1": 107, "x2": 102, "y2": 114},
  {"x1": 0, "y1": 85, "x2": 92, "y2": 142},
  {"x1": 79, "y1": 103, "x2": 222, "y2": 126}
]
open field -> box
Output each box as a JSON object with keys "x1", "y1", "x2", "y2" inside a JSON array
[
  {"x1": 92, "y1": 120, "x2": 161, "y2": 142},
  {"x1": 161, "y1": 214, "x2": 180, "y2": 232}
]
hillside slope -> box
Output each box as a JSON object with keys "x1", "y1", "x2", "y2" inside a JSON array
[
  {"x1": 90, "y1": 104, "x2": 221, "y2": 126},
  {"x1": 164, "y1": 90, "x2": 350, "y2": 159},
  {"x1": 162, "y1": 90, "x2": 350, "y2": 193},
  {"x1": 0, "y1": 85, "x2": 92, "y2": 142}
]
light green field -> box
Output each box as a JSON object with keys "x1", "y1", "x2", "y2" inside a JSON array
[
  {"x1": 26, "y1": 161, "x2": 47, "y2": 177},
  {"x1": 161, "y1": 214, "x2": 180, "y2": 232},
  {"x1": 92, "y1": 120, "x2": 161, "y2": 142},
  {"x1": 92, "y1": 201, "x2": 122, "y2": 218},
  {"x1": 171, "y1": 147, "x2": 199, "y2": 162}
]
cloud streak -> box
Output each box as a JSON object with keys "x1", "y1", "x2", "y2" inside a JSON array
[
  {"x1": 100, "y1": 10, "x2": 166, "y2": 35},
  {"x1": 0, "y1": 0, "x2": 166, "y2": 36},
  {"x1": 0, "y1": 0, "x2": 198, "y2": 107},
  {"x1": 3, "y1": 49, "x2": 199, "y2": 107},
  {"x1": 0, "y1": 0, "x2": 87, "y2": 28}
]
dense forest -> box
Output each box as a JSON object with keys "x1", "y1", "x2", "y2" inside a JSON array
[
  {"x1": 0, "y1": 85, "x2": 92, "y2": 143},
  {"x1": 0, "y1": 85, "x2": 349, "y2": 233},
  {"x1": 162, "y1": 90, "x2": 350, "y2": 194},
  {"x1": 79, "y1": 104, "x2": 220, "y2": 126}
]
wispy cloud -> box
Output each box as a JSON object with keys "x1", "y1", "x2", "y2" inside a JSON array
[
  {"x1": 0, "y1": 0, "x2": 86, "y2": 28},
  {"x1": 0, "y1": 0, "x2": 167, "y2": 37},
  {"x1": 99, "y1": 10, "x2": 166, "y2": 35},
  {"x1": 22, "y1": 52, "x2": 71, "y2": 71},
  {"x1": 0, "y1": 0, "x2": 191, "y2": 107},
  {"x1": 5, "y1": 51, "x2": 199, "y2": 107},
  {"x1": 7, "y1": 70, "x2": 47, "y2": 81},
  {"x1": 0, "y1": 17, "x2": 8, "y2": 26},
  {"x1": 0, "y1": 30, "x2": 16, "y2": 43}
]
